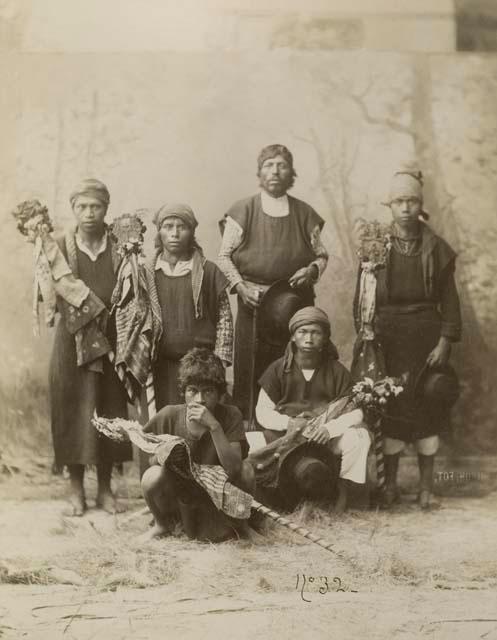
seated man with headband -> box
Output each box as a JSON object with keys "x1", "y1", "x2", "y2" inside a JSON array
[{"x1": 255, "y1": 307, "x2": 371, "y2": 512}]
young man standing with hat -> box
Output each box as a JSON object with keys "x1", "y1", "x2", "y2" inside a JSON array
[
  {"x1": 217, "y1": 144, "x2": 329, "y2": 420},
  {"x1": 255, "y1": 307, "x2": 370, "y2": 512},
  {"x1": 353, "y1": 168, "x2": 462, "y2": 509},
  {"x1": 49, "y1": 178, "x2": 131, "y2": 516}
]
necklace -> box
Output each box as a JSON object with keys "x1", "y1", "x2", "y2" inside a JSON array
[{"x1": 392, "y1": 235, "x2": 421, "y2": 256}]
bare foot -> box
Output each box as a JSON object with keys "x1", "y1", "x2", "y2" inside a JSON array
[
  {"x1": 67, "y1": 491, "x2": 87, "y2": 517},
  {"x1": 137, "y1": 522, "x2": 171, "y2": 543},
  {"x1": 333, "y1": 480, "x2": 348, "y2": 514},
  {"x1": 418, "y1": 490, "x2": 440, "y2": 511},
  {"x1": 239, "y1": 523, "x2": 267, "y2": 544},
  {"x1": 96, "y1": 491, "x2": 127, "y2": 514}
]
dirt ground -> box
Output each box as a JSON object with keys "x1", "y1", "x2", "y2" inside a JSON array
[{"x1": 1, "y1": 458, "x2": 496, "y2": 640}]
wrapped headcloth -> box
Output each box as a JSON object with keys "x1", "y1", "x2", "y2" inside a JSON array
[
  {"x1": 70, "y1": 179, "x2": 110, "y2": 207},
  {"x1": 383, "y1": 169, "x2": 429, "y2": 220},
  {"x1": 153, "y1": 203, "x2": 198, "y2": 231},
  {"x1": 288, "y1": 306, "x2": 330, "y2": 335}
]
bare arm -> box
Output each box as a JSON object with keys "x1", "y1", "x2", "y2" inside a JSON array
[{"x1": 186, "y1": 403, "x2": 242, "y2": 480}]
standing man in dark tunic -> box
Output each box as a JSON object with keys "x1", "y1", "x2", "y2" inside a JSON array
[
  {"x1": 353, "y1": 169, "x2": 462, "y2": 509},
  {"x1": 148, "y1": 203, "x2": 233, "y2": 412},
  {"x1": 50, "y1": 179, "x2": 131, "y2": 516},
  {"x1": 217, "y1": 144, "x2": 329, "y2": 419}
]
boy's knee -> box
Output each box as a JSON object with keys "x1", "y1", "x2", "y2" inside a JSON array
[{"x1": 141, "y1": 465, "x2": 163, "y2": 496}]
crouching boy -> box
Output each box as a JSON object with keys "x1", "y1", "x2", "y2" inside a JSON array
[
  {"x1": 141, "y1": 348, "x2": 255, "y2": 541},
  {"x1": 255, "y1": 307, "x2": 371, "y2": 512}
]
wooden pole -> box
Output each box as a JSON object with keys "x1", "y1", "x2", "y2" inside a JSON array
[
  {"x1": 247, "y1": 306, "x2": 259, "y2": 432},
  {"x1": 251, "y1": 499, "x2": 336, "y2": 554}
]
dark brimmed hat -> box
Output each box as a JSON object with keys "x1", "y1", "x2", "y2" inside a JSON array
[
  {"x1": 258, "y1": 280, "x2": 307, "y2": 346},
  {"x1": 414, "y1": 363, "x2": 459, "y2": 410},
  {"x1": 278, "y1": 444, "x2": 339, "y2": 505}
]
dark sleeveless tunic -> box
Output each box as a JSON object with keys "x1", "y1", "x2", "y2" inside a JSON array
[{"x1": 223, "y1": 193, "x2": 323, "y2": 418}]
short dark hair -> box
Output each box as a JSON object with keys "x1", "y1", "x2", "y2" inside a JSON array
[
  {"x1": 256, "y1": 144, "x2": 297, "y2": 188},
  {"x1": 178, "y1": 348, "x2": 227, "y2": 395}
]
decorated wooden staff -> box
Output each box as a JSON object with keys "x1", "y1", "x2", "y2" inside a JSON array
[
  {"x1": 251, "y1": 500, "x2": 336, "y2": 553},
  {"x1": 121, "y1": 499, "x2": 337, "y2": 553},
  {"x1": 93, "y1": 415, "x2": 338, "y2": 554},
  {"x1": 109, "y1": 212, "x2": 161, "y2": 419},
  {"x1": 351, "y1": 219, "x2": 393, "y2": 491},
  {"x1": 11, "y1": 200, "x2": 89, "y2": 335}
]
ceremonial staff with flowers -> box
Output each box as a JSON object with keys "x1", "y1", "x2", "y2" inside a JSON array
[{"x1": 350, "y1": 217, "x2": 393, "y2": 493}]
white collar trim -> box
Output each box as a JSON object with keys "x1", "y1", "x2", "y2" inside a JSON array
[
  {"x1": 260, "y1": 190, "x2": 289, "y2": 217},
  {"x1": 155, "y1": 255, "x2": 193, "y2": 277},
  {"x1": 75, "y1": 231, "x2": 108, "y2": 262}
]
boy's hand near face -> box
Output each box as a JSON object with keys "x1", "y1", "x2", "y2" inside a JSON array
[{"x1": 186, "y1": 402, "x2": 220, "y2": 434}]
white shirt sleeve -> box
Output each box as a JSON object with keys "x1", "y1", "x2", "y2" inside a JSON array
[{"x1": 255, "y1": 388, "x2": 290, "y2": 432}]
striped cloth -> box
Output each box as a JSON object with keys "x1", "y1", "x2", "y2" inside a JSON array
[
  {"x1": 92, "y1": 417, "x2": 252, "y2": 519},
  {"x1": 112, "y1": 254, "x2": 162, "y2": 404},
  {"x1": 154, "y1": 437, "x2": 252, "y2": 519}
]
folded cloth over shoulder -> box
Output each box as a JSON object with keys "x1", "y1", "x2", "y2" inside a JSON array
[
  {"x1": 33, "y1": 233, "x2": 111, "y2": 368},
  {"x1": 33, "y1": 234, "x2": 90, "y2": 328}
]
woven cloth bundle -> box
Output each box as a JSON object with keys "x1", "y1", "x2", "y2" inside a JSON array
[
  {"x1": 109, "y1": 213, "x2": 162, "y2": 403},
  {"x1": 92, "y1": 416, "x2": 253, "y2": 519}
]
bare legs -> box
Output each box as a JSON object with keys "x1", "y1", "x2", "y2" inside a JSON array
[
  {"x1": 68, "y1": 464, "x2": 86, "y2": 516},
  {"x1": 140, "y1": 465, "x2": 178, "y2": 541},
  {"x1": 96, "y1": 461, "x2": 126, "y2": 514},
  {"x1": 140, "y1": 461, "x2": 258, "y2": 542},
  {"x1": 67, "y1": 462, "x2": 125, "y2": 516}
]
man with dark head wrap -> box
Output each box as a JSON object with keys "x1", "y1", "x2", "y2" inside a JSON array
[
  {"x1": 148, "y1": 202, "x2": 233, "y2": 413},
  {"x1": 254, "y1": 307, "x2": 370, "y2": 512},
  {"x1": 49, "y1": 178, "x2": 131, "y2": 516},
  {"x1": 217, "y1": 144, "x2": 329, "y2": 420}
]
